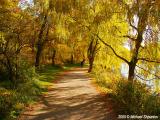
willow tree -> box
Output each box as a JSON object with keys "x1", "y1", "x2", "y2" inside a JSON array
[
  {"x1": 96, "y1": 0, "x2": 160, "y2": 83},
  {"x1": 69, "y1": 0, "x2": 111, "y2": 72},
  {"x1": 34, "y1": 0, "x2": 84, "y2": 67}
]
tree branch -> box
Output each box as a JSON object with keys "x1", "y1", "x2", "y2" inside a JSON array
[
  {"x1": 128, "y1": 20, "x2": 138, "y2": 31},
  {"x1": 136, "y1": 65, "x2": 160, "y2": 79},
  {"x1": 95, "y1": 46, "x2": 101, "y2": 53},
  {"x1": 123, "y1": 35, "x2": 137, "y2": 41},
  {"x1": 135, "y1": 72, "x2": 157, "y2": 81},
  {"x1": 138, "y1": 58, "x2": 160, "y2": 63},
  {"x1": 95, "y1": 34, "x2": 130, "y2": 64}
]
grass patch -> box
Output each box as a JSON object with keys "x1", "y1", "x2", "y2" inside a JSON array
[
  {"x1": 64, "y1": 63, "x2": 88, "y2": 68},
  {"x1": 35, "y1": 64, "x2": 77, "y2": 89},
  {"x1": 36, "y1": 65, "x2": 63, "y2": 89}
]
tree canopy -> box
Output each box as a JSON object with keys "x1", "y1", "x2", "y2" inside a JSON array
[{"x1": 0, "y1": 0, "x2": 160, "y2": 119}]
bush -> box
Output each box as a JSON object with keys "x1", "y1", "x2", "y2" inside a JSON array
[
  {"x1": 0, "y1": 60, "x2": 40, "y2": 120},
  {"x1": 0, "y1": 88, "x2": 17, "y2": 119},
  {"x1": 112, "y1": 79, "x2": 160, "y2": 115}
]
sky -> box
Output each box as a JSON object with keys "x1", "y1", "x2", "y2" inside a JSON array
[
  {"x1": 27, "y1": 0, "x2": 33, "y2": 4},
  {"x1": 21, "y1": 0, "x2": 33, "y2": 4},
  {"x1": 19, "y1": 0, "x2": 33, "y2": 9}
]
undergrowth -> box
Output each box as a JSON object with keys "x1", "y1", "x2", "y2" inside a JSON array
[
  {"x1": 0, "y1": 62, "x2": 73, "y2": 120},
  {"x1": 93, "y1": 70, "x2": 160, "y2": 117}
]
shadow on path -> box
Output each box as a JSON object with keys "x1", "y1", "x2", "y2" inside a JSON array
[{"x1": 20, "y1": 68, "x2": 117, "y2": 120}]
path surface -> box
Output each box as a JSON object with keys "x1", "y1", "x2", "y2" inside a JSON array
[{"x1": 20, "y1": 68, "x2": 117, "y2": 120}]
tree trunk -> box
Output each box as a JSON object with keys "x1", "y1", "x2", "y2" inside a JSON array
[
  {"x1": 35, "y1": 11, "x2": 48, "y2": 67},
  {"x1": 5, "y1": 54, "x2": 15, "y2": 88},
  {"x1": 52, "y1": 49, "x2": 56, "y2": 66},
  {"x1": 88, "y1": 57, "x2": 94, "y2": 72},
  {"x1": 128, "y1": 62, "x2": 136, "y2": 82},
  {"x1": 126, "y1": 1, "x2": 151, "y2": 82},
  {"x1": 87, "y1": 38, "x2": 99, "y2": 73},
  {"x1": 127, "y1": 27, "x2": 143, "y2": 81},
  {"x1": 70, "y1": 54, "x2": 74, "y2": 64},
  {"x1": 35, "y1": 44, "x2": 42, "y2": 67}
]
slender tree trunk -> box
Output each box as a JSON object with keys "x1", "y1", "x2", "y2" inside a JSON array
[
  {"x1": 70, "y1": 54, "x2": 74, "y2": 64},
  {"x1": 52, "y1": 49, "x2": 56, "y2": 66},
  {"x1": 35, "y1": 44, "x2": 43, "y2": 67}
]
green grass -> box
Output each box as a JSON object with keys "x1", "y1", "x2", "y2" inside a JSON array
[
  {"x1": 35, "y1": 64, "x2": 81, "y2": 90},
  {"x1": 34, "y1": 65, "x2": 64, "y2": 90},
  {"x1": 64, "y1": 63, "x2": 88, "y2": 68}
]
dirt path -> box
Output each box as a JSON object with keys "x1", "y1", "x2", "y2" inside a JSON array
[{"x1": 20, "y1": 68, "x2": 117, "y2": 120}]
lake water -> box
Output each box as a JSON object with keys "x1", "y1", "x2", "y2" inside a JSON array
[{"x1": 121, "y1": 63, "x2": 160, "y2": 92}]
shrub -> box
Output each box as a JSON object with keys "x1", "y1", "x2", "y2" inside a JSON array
[
  {"x1": 0, "y1": 88, "x2": 17, "y2": 119},
  {"x1": 0, "y1": 60, "x2": 40, "y2": 119},
  {"x1": 112, "y1": 79, "x2": 160, "y2": 115}
]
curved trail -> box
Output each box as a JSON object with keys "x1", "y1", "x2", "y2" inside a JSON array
[{"x1": 20, "y1": 68, "x2": 117, "y2": 120}]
